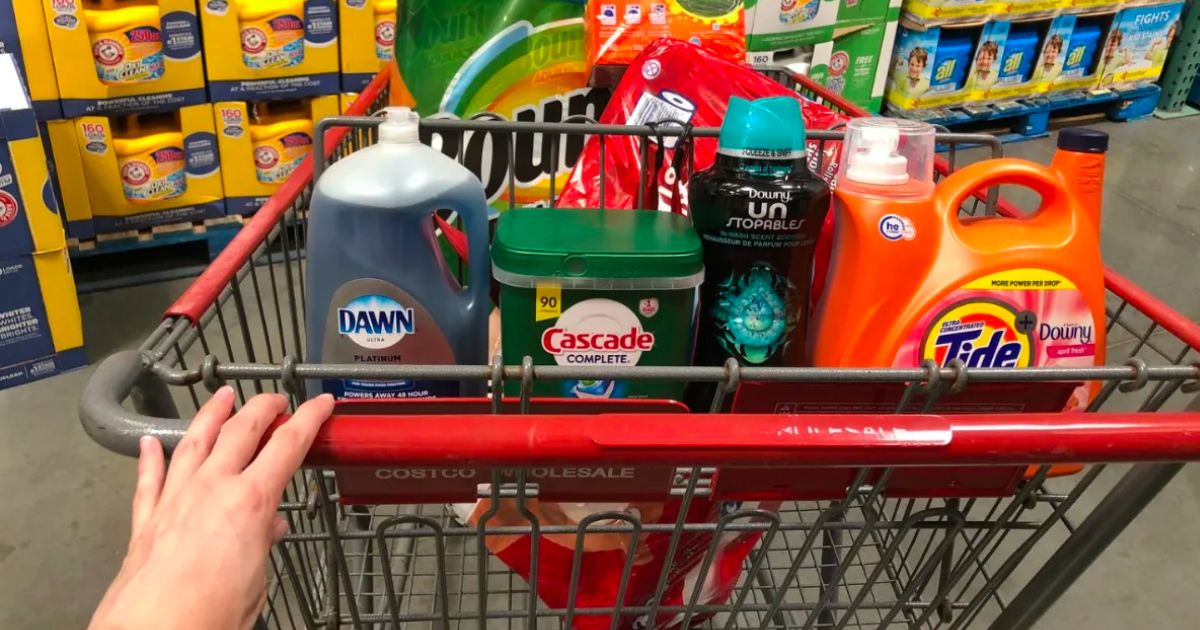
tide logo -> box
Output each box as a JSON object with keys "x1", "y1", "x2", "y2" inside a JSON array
[
  {"x1": 921, "y1": 300, "x2": 1034, "y2": 368},
  {"x1": 337, "y1": 295, "x2": 414, "y2": 349}
]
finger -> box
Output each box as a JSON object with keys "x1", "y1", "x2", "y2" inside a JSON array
[
  {"x1": 129, "y1": 435, "x2": 165, "y2": 549},
  {"x1": 205, "y1": 393, "x2": 290, "y2": 474},
  {"x1": 244, "y1": 394, "x2": 335, "y2": 496},
  {"x1": 162, "y1": 386, "x2": 236, "y2": 499},
  {"x1": 273, "y1": 515, "x2": 289, "y2": 543}
]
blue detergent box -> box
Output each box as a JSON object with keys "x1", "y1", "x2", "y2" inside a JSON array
[
  {"x1": 0, "y1": 55, "x2": 86, "y2": 391},
  {"x1": 998, "y1": 24, "x2": 1039, "y2": 86},
  {"x1": 931, "y1": 31, "x2": 972, "y2": 93},
  {"x1": 1063, "y1": 22, "x2": 1101, "y2": 78}
]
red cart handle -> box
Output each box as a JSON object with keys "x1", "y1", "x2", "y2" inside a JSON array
[{"x1": 273, "y1": 411, "x2": 1200, "y2": 468}]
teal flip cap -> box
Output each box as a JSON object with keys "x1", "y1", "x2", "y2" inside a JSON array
[{"x1": 718, "y1": 96, "x2": 807, "y2": 159}]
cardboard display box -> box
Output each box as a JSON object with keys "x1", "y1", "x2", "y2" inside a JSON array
[
  {"x1": 215, "y1": 95, "x2": 339, "y2": 215},
  {"x1": 201, "y1": 0, "x2": 340, "y2": 101},
  {"x1": 809, "y1": 12, "x2": 901, "y2": 113},
  {"x1": 0, "y1": 0, "x2": 62, "y2": 120},
  {"x1": 76, "y1": 103, "x2": 225, "y2": 233},
  {"x1": 41, "y1": 119, "x2": 94, "y2": 240},
  {"x1": 0, "y1": 55, "x2": 84, "y2": 392},
  {"x1": 746, "y1": 0, "x2": 838, "y2": 51},
  {"x1": 339, "y1": 0, "x2": 395, "y2": 92},
  {"x1": 42, "y1": 0, "x2": 207, "y2": 117}
]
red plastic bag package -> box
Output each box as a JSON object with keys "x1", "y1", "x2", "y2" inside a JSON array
[
  {"x1": 453, "y1": 497, "x2": 779, "y2": 629},
  {"x1": 558, "y1": 38, "x2": 850, "y2": 214}
]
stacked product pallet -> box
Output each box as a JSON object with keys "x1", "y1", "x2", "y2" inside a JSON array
[
  {"x1": 0, "y1": 0, "x2": 395, "y2": 243},
  {"x1": 885, "y1": 0, "x2": 1185, "y2": 134}
]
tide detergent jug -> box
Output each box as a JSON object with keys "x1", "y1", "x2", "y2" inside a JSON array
[
  {"x1": 249, "y1": 100, "x2": 313, "y2": 185},
  {"x1": 237, "y1": 0, "x2": 306, "y2": 70},
  {"x1": 305, "y1": 107, "x2": 491, "y2": 399},
  {"x1": 810, "y1": 118, "x2": 1108, "y2": 409},
  {"x1": 111, "y1": 113, "x2": 186, "y2": 204},
  {"x1": 83, "y1": 0, "x2": 165, "y2": 84}
]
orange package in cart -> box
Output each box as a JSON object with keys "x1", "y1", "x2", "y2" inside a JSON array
[{"x1": 586, "y1": 1, "x2": 746, "y2": 86}]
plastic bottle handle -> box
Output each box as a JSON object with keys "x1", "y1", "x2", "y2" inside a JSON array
[
  {"x1": 934, "y1": 158, "x2": 1076, "y2": 236},
  {"x1": 442, "y1": 192, "x2": 491, "y2": 314}
]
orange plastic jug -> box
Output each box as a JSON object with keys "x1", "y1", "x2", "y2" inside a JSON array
[{"x1": 811, "y1": 119, "x2": 1107, "y2": 410}]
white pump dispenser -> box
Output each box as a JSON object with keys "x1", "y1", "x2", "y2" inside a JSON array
[{"x1": 845, "y1": 125, "x2": 909, "y2": 185}]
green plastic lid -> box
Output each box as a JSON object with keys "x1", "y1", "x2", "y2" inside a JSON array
[
  {"x1": 492, "y1": 208, "x2": 703, "y2": 284},
  {"x1": 717, "y1": 96, "x2": 807, "y2": 159}
]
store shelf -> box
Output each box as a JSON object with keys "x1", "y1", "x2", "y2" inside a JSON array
[{"x1": 906, "y1": 84, "x2": 1160, "y2": 144}]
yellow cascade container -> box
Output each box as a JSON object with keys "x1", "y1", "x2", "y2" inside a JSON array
[
  {"x1": 83, "y1": 1, "x2": 165, "y2": 84},
  {"x1": 237, "y1": 0, "x2": 306, "y2": 70}
]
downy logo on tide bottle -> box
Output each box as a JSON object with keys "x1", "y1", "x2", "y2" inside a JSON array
[{"x1": 337, "y1": 295, "x2": 415, "y2": 349}]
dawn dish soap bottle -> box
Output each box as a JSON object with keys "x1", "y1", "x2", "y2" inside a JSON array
[
  {"x1": 305, "y1": 107, "x2": 491, "y2": 399},
  {"x1": 688, "y1": 96, "x2": 830, "y2": 407}
]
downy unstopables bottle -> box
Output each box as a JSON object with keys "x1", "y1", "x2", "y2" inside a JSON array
[{"x1": 688, "y1": 96, "x2": 830, "y2": 407}]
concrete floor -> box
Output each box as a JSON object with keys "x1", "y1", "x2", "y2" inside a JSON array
[{"x1": 1, "y1": 117, "x2": 1198, "y2": 629}]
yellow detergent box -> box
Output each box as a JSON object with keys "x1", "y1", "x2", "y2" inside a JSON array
[
  {"x1": 76, "y1": 103, "x2": 225, "y2": 233},
  {"x1": 339, "y1": 0, "x2": 394, "y2": 92},
  {"x1": 41, "y1": 119, "x2": 94, "y2": 240},
  {"x1": 902, "y1": 0, "x2": 993, "y2": 26},
  {"x1": 1, "y1": 0, "x2": 63, "y2": 120},
  {"x1": 42, "y1": 0, "x2": 206, "y2": 117},
  {"x1": 215, "y1": 95, "x2": 338, "y2": 215},
  {"x1": 0, "y1": 56, "x2": 66, "y2": 260},
  {"x1": 201, "y1": 0, "x2": 340, "y2": 101}
]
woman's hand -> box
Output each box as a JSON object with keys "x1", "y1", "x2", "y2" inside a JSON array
[{"x1": 89, "y1": 388, "x2": 335, "y2": 630}]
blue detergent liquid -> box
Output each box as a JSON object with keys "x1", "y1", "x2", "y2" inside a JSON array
[
  {"x1": 999, "y1": 25, "x2": 1040, "y2": 85},
  {"x1": 931, "y1": 32, "x2": 972, "y2": 92},
  {"x1": 304, "y1": 108, "x2": 491, "y2": 399},
  {"x1": 1063, "y1": 22, "x2": 1101, "y2": 78}
]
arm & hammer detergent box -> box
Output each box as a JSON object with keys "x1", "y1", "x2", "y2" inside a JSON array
[
  {"x1": 338, "y1": 0, "x2": 394, "y2": 92},
  {"x1": 0, "y1": 0, "x2": 62, "y2": 120},
  {"x1": 76, "y1": 104, "x2": 225, "y2": 233},
  {"x1": 215, "y1": 95, "x2": 339, "y2": 215},
  {"x1": 808, "y1": 4, "x2": 902, "y2": 114},
  {"x1": 42, "y1": 0, "x2": 206, "y2": 117},
  {"x1": 201, "y1": 0, "x2": 340, "y2": 101},
  {"x1": 41, "y1": 119, "x2": 95, "y2": 240},
  {"x1": 0, "y1": 55, "x2": 85, "y2": 391}
]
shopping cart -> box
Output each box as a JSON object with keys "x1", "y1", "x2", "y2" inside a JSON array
[{"x1": 79, "y1": 69, "x2": 1200, "y2": 630}]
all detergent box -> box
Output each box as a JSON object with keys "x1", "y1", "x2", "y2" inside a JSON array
[
  {"x1": 42, "y1": 0, "x2": 206, "y2": 117},
  {"x1": 745, "y1": 0, "x2": 839, "y2": 51},
  {"x1": 76, "y1": 103, "x2": 225, "y2": 233},
  {"x1": 0, "y1": 246, "x2": 86, "y2": 392},
  {"x1": 902, "y1": 0, "x2": 992, "y2": 26},
  {"x1": 1030, "y1": 14, "x2": 1077, "y2": 94},
  {"x1": 980, "y1": 19, "x2": 1044, "y2": 101},
  {"x1": 41, "y1": 119, "x2": 95, "y2": 240},
  {"x1": 886, "y1": 23, "x2": 976, "y2": 112},
  {"x1": 1052, "y1": 15, "x2": 1104, "y2": 92},
  {"x1": 201, "y1": 0, "x2": 340, "y2": 101},
  {"x1": 339, "y1": 0, "x2": 394, "y2": 92},
  {"x1": 963, "y1": 21, "x2": 1009, "y2": 103},
  {"x1": 1004, "y1": 0, "x2": 1061, "y2": 20},
  {"x1": 1096, "y1": 2, "x2": 1184, "y2": 89},
  {"x1": 215, "y1": 95, "x2": 339, "y2": 215},
  {"x1": 809, "y1": 10, "x2": 900, "y2": 113},
  {"x1": 0, "y1": 0, "x2": 62, "y2": 120},
  {"x1": 0, "y1": 56, "x2": 66, "y2": 261}
]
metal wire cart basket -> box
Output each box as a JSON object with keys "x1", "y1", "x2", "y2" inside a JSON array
[{"x1": 80, "y1": 70, "x2": 1200, "y2": 629}]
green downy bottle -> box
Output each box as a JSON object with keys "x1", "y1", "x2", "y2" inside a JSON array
[{"x1": 687, "y1": 96, "x2": 831, "y2": 409}]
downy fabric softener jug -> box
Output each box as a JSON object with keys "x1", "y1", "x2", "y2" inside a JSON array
[
  {"x1": 305, "y1": 107, "x2": 490, "y2": 398},
  {"x1": 688, "y1": 96, "x2": 830, "y2": 406}
]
